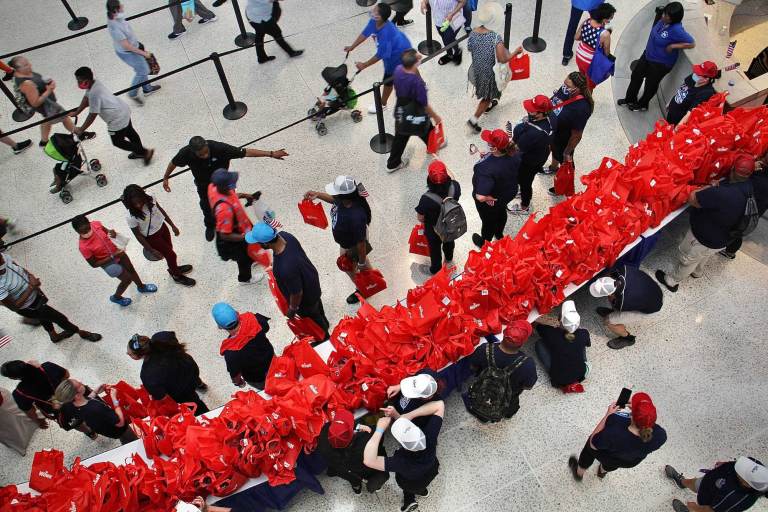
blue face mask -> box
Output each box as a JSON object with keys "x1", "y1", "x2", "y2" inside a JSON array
[{"x1": 691, "y1": 73, "x2": 701, "y2": 83}]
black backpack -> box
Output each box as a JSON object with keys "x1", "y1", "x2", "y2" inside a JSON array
[
  {"x1": 729, "y1": 185, "x2": 759, "y2": 239},
  {"x1": 464, "y1": 344, "x2": 527, "y2": 423}
]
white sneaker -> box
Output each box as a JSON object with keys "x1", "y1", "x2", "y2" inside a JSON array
[
  {"x1": 368, "y1": 104, "x2": 387, "y2": 115},
  {"x1": 507, "y1": 202, "x2": 530, "y2": 215},
  {"x1": 387, "y1": 157, "x2": 409, "y2": 173},
  {"x1": 239, "y1": 271, "x2": 265, "y2": 285}
]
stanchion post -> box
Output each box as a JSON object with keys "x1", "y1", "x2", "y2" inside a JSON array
[
  {"x1": 0, "y1": 80, "x2": 35, "y2": 122},
  {"x1": 503, "y1": 3, "x2": 512, "y2": 49},
  {"x1": 417, "y1": 5, "x2": 442, "y2": 55},
  {"x1": 230, "y1": 0, "x2": 256, "y2": 48},
  {"x1": 523, "y1": 0, "x2": 547, "y2": 53},
  {"x1": 210, "y1": 53, "x2": 248, "y2": 120},
  {"x1": 60, "y1": 0, "x2": 89, "y2": 31},
  {"x1": 369, "y1": 82, "x2": 393, "y2": 154}
]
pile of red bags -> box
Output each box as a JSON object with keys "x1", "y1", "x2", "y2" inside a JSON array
[{"x1": 4, "y1": 97, "x2": 768, "y2": 512}]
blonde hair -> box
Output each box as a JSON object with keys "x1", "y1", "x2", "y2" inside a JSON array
[
  {"x1": 52, "y1": 379, "x2": 77, "y2": 409},
  {"x1": 639, "y1": 427, "x2": 654, "y2": 443}
]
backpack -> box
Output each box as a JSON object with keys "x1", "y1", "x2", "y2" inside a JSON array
[
  {"x1": 463, "y1": 343, "x2": 527, "y2": 423},
  {"x1": 729, "y1": 186, "x2": 759, "y2": 239},
  {"x1": 425, "y1": 183, "x2": 467, "y2": 242},
  {"x1": 12, "y1": 78, "x2": 35, "y2": 115}
]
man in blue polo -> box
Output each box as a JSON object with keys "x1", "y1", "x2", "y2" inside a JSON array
[
  {"x1": 344, "y1": 2, "x2": 413, "y2": 114},
  {"x1": 589, "y1": 266, "x2": 663, "y2": 350},
  {"x1": 562, "y1": 0, "x2": 604, "y2": 66}
]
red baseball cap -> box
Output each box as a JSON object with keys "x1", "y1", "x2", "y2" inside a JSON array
[
  {"x1": 502, "y1": 320, "x2": 533, "y2": 347},
  {"x1": 630, "y1": 392, "x2": 657, "y2": 429},
  {"x1": 692, "y1": 61, "x2": 718, "y2": 79},
  {"x1": 733, "y1": 154, "x2": 756, "y2": 178},
  {"x1": 480, "y1": 129, "x2": 510, "y2": 150},
  {"x1": 427, "y1": 160, "x2": 449, "y2": 184},
  {"x1": 327, "y1": 409, "x2": 354, "y2": 448},
  {"x1": 523, "y1": 95, "x2": 553, "y2": 114}
]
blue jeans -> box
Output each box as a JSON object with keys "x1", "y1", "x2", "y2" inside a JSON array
[
  {"x1": 562, "y1": 5, "x2": 584, "y2": 58},
  {"x1": 116, "y1": 51, "x2": 151, "y2": 97},
  {"x1": 462, "y1": 3, "x2": 473, "y2": 29}
]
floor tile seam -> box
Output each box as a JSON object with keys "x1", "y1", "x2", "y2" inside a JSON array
[{"x1": 454, "y1": 460, "x2": 540, "y2": 512}]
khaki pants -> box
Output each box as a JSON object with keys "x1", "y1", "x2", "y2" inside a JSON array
[{"x1": 668, "y1": 228, "x2": 721, "y2": 285}]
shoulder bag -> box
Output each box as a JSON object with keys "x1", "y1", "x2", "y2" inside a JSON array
[{"x1": 141, "y1": 203, "x2": 163, "y2": 261}]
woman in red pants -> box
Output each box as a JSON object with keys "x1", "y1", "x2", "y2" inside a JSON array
[{"x1": 122, "y1": 184, "x2": 195, "y2": 287}]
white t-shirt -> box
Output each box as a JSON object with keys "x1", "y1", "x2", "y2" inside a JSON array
[
  {"x1": 126, "y1": 196, "x2": 166, "y2": 236},
  {"x1": 87, "y1": 80, "x2": 131, "y2": 132}
]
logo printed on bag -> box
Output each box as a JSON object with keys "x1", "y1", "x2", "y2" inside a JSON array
[
  {"x1": 366, "y1": 284, "x2": 377, "y2": 290},
  {"x1": 300, "y1": 363, "x2": 312, "y2": 369},
  {"x1": 308, "y1": 384, "x2": 319, "y2": 395},
  {"x1": 38, "y1": 471, "x2": 53, "y2": 480}
]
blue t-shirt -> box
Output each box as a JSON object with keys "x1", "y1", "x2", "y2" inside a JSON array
[
  {"x1": 361, "y1": 19, "x2": 413, "y2": 75},
  {"x1": 512, "y1": 115, "x2": 556, "y2": 166},
  {"x1": 331, "y1": 201, "x2": 368, "y2": 249},
  {"x1": 472, "y1": 153, "x2": 521, "y2": 205},
  {"x1": 697, "y1": 460, "x2": 763, "y2": 512},
  {"x1": 272, "y1": 231, "x2": 322, "y2": 308},
  {"x1": 644, "y1": 21, "x2": 694, "y2": 68},
  {"x1": 690, "y1": 181, "x2": 751, "y2": 249},
  {"x1": 591, "y1": 412, "x2": 667, "y2": 463},
  {"x1": 572, "y1": 0, "x2": 603, "y2": 11},
  {"x1": 393, "y1": 65, "x2": 428, "y2": 106}
]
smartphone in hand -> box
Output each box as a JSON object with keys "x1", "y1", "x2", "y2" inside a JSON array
[{"x1": 617, "y1": 387, "x2": 632, "y2": 409}]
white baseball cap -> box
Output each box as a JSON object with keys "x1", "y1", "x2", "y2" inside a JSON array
[
  {"x1": 400, "y1": 373, "x2": 438, "y2": 399},
  {"x1": 325, "y1": 175, "x2": 358, "y2": 196},
  {"x1": 391, "y1": 418, "x2": 427, "y2": 451},
  {"x1": 735, "y1": 457, "x2": 768, "y2": 491},
  {"x1": 561, "y1": 300, "x2": 581, "y2": 333},
  {"x1": 589, "y1": 277, "x2": 617, "y2": 298}
]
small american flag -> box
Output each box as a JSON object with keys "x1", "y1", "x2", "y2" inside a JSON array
[
  {"x1": 724, "y1": 62, "x2": 740, "y2": 72},
  {"x1": 726, "y1": 40, "x2": 737, "y2": 59},
  {"x1": 0, "y1": 331, "x2": 12, "y2": 349},
  {"x1": 264, "y1": 215, "x2": 283, "y2": 230}
]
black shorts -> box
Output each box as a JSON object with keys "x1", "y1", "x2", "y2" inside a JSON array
[{"x1": 395, "y1": 461, "x2": 440, "y2": 492}]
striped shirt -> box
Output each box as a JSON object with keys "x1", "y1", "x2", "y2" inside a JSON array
[
  {"x1": 0, "y1": 254, "x2": 37, "y2": 310},
  {"x1": 429, "y1": 0, "x2": 465, "y2": 30}
]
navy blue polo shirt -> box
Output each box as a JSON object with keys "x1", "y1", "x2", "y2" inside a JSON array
[
  {"x1": 697, "y1": 460, "x2": 763, "y2": 512},
  {"x1": 644, "y1": 21, "x2": 694, "y2": 68},
  {"x1": 535, "y1": 324, "x2": 590, "y2": 387},
  {"x1": 331, "y1": 201, "x2": 368, "y2": 249},
  {"x1": 384, "y1": 415, "x2": 442, "y2": 480},
  {"x1": 467, "y1": 342, "x2": 538, "y2": 390},
  {"x1": 690, "y1": 181, "x2": 752, "y2": 249},
  {"x1": 472, "y1": 153, "x2": 520, "y2": 205},
  {"x1": 611, "y1": 265, "x2": 663, "y2": 314},
  {"x1": 272, "y1": 231, "x2": 322, "y2": 308},
  {"x1": 512, "y1": 115, "x2": 556, "y2": 167},
  {"x1": 591, "y1": 412, "x2": 667, "y2": 463}
]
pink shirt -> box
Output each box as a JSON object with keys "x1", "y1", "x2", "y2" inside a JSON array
[{"x1": 78, "y1": 221, "x2": 117, "y2": 261}]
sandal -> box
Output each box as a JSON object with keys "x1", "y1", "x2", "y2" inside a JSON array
[
  {"x1": 485, "y1": 99, "x2": 499, "y2": 113},
  {"x1": 438, "y1": 54, "x2": 453, "y2": 66}
]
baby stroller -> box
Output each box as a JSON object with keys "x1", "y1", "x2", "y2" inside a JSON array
[
  {"x1": 44, "y1": 132, "x2": 106, "y2": 204},
  {"x1": 308, "y1": 56, "x2": 362, "y2": 136}
]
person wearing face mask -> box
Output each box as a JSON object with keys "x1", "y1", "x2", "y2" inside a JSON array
[
  {"x1": 471, "y1": 128, "x2": 520, "y2": 248},
  {"x1": 533, "y1": 301, "x2": 591, "y2": 392},
  {"x1": 211, "y1": 302, "x2": 275, "y2": 390},
  {"x1": 72, "y1": 214, "x2": 157, "y2": 307},
  {"x1": 344, "y1": 2, "x2": 414, "y2": 114},
  {"x1": 507, "y1": 95, "x2": 556, "y2": 214},
  {"x1": 245, "y1": 222, "x2": 330, "y2": 341},
  {"x1": 574, "y1": 2, "x2": 616, "y2": 89},
  {"x1": 70, "y1": 67, "x2": 154, "y2": 165},
  {"x1": 304, "y1": 176, "x2": 374, "y2": 305},
  {"x1": 618, "y1": 1, "x2": 695, "y2": 112},
  {"x1": 545, "y1": 71, "x2": 594, "y2": 190},
  {"x1": 665, "y1": 61, "x2": 720, "y2": 125},
  {"x1": 208, "y1": 168, "x2": 262, "y2": 284},
  {"x1": 106, "y1": 0, "x2": 161, "y2": 106},
  {"x1": 562, "y1": 0, "x2": 604, "y2": 66},
  {"x1": 126, "y1": 331, "x2": 209, "y2": 414}
]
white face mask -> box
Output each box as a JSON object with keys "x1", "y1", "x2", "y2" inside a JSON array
[
  {"x1": 115, "y1": 11, "x2": 127, "y2": 20},
  {"x1": 604, "y1": 20, "x2": 612, "y2": 29}
]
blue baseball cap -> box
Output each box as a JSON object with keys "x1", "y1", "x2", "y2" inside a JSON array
[
  {"x1": 210, "y1": 168, "x2": 239, "y2": 189},
  {"x1": 245, "y1": 222, "x2": 278, "y2": 244},
  {"x1": 212, "y1": 302, "x2": 239, "y2": 329}
]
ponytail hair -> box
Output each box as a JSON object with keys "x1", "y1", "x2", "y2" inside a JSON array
[
  {"x1": 639, "y1": 427, "x2": 654, "y2": 443},
  {"x1": 568, "y1": 71, "x2": 594, "y2": 113},
  {"x1": 52, "y1": 379, "x2": 78, "y2": 409}
]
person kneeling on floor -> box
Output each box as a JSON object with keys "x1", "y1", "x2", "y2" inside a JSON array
[
  {"x1": 534, "y1": 301, "x2": 590, "y2": 393},
  {"x1": 589, "y1": 265, "x2": 663, "y2": 350}
]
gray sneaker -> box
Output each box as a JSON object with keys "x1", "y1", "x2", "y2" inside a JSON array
[
  {"x1": 672, "y1": 499, "x2": 689, "y2": 512},
  {"x1": 387, "y1": 157, "x2": 409, "y2": 173},
  {"x1": 665, "y1": 465, "x2": 685, "y2": 489}
]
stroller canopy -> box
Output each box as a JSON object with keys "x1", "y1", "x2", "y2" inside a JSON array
[
  {"x1": 322, "y1": 64, "x2": 350, "y2": 92},
  {"x1": 44, "y1": 133, "x2": 78, "y2": 162}
]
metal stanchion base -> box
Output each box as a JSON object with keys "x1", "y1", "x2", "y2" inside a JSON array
[
  {"x1": 523, "y1": 37, "x2": 547, "y2": 53},
  {"x1": 12, "y1": 109, "x2": 34, "y2": 123},
  {"x1": 356, "y1": 0, "x2": 376, "y2": 5},
  {"x1": 369, "y1": 133, "x2": 394, "y2": 154},
  {"x1": 223, "y1": 102, "x2": 248, "y2": 120},
  {"x1": 418, "y1": 40, "x2": 442, "y2": 55},
  {"x1": 235, "y1": 33, "x2": 256, "y2": 48},
  {"x1": 67, "y1": 17, "x2": 88, "y2": 31},
  {"x1": 630, "y1": 59, "x2": 639, "y2": 72}
]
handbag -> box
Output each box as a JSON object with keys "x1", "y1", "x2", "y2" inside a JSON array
[
  {"x1": 285, "y1": 338, "x2": 330, "y2": 378},
  {"x1": 426, "y1": 123, "x2": 445, "y2": 154},
  {"x1": 587, "y1": 47, "x2": 615, "y2": 86},
  {"x1": 509, "y1": 53, "x2": 531, "y2": 81},
  {"x1": 141, "y1": 203, "x2": 163, "y2": 261},
  {"x1": 494, "y1": 50, "x2": 513, "y2": 91},
  {"x1": 408, "y1": 224, "x2": 431, "y2": 257},
  {"x1": 298, "y1": 199, "x2": 329, "y2": 229},
  {"x1": 394, "y1": 98, "x2": 430, "y2": 137},
  {"x1": 138, "y1": 43, "x2": 160, "y2": 75},
  {"x1": 29, "y1": 449, "x2": 65, "y2": 492},
  {"x1": 553, "y1": 161, "x2": 576, "y2": 196}
]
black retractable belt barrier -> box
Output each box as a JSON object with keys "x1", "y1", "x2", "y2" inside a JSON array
[
  {"x1": 60, "y1": 0, "x2": 89, "y2": 31},
  {"x1": 230, "y1": 0, "x2": 257, "y2": 48},
  {"x1": 523, "y1": 0, "x2": 547, "y2": 52},
  {"x1": 210, "y1": 52, "x2": 248, "y2": 120},
  {"x1": 369, "y1": 82, "x2": 394, "y2": 153},
  {"x1": 417, "y1": 5, "x2": 442, "y2": 55}
]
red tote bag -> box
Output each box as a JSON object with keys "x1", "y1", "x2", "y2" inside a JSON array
[
  {"x1": 353, "y1": 269, "x2": 387, "y2": 298},
  {"x1": 509, "y1": 53, "x2": 530, "y2": 80},
  {"x1": 298, "y1": 199, "x2": 328, "y2": 229},
  {"x1": 29, "y1": 449, "x2": 65, "y2": 492},
  {"x1": 426, "y1": 123, "x2": 445, "y2": 154},
  {"x1": 264, "y1": 356, "x2": 299, "y2": 397},
  {"x1": 408, "y1": 224, "x2": 431, "y2": 256},
  {"x1": 285, "y1": 338, "x2": 330, "y2": 378},
  {"x1": 287, "y1": 316, "x2": 327, "y2": 343},
  {"x1": 553, "y1": 161, "x2": 576, "y2": 196},
  {"x1": 266, "y1": 267, "x2": 289, "y2": 315}
]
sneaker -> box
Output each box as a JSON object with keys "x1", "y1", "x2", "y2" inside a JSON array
[
  {"x1": 548, "y1": 186, "x2": 559, "y2": 197},
  {"x1": 387, "y1": 157, "x2": 409, "y2": 173},
  {"x1": 400, "y1": 503, "x2": 418, "y2": 512},
  {"x1": 39, "y1": 140, "x2": 48, "y2": 147},
  {"x1": 665, "y1": 465, "x2": 685, "y2": 489},
  {"x1": 351, "y1": 484, "x2": 362, "y2": 495},
  {"x1": 568, "y1": 456, "x2": 583, "y2": 481},
  {"x1": 130, "y1": 95, "x2": 144, "y2": 106},
  {"x1": 143, "y1": 148, "x2": 155, "y2": 166},
  {"x1": 718, "y1": 249, "x2": 736, "y2": 259},
  {"x1": 467, "y1": 119, "x2": 481, "y2": 133},
  {"x1": 396, "y1": 19, "x2": 414, "y2": 26},
  {"x1": 288, "y1": 49, "x2": 304, "y2": 58},
  {"x1": 143, "y1": 85, "x2": 161, "y2": 96},
  {"x1": 596, "y1": 465, "x2": 608, "y2": 479},
  {"x1": 616, "y1": 98, "x2": 630, "y2": 106},
  {"x1": 167, "y1": 31, "x2": 186, "y2": 39},
  {"x1": 79, "y1": 131, "x2": 96, "y2": 141},
  {"x1": 172, "y1": 274, "x2": 196, "y2": 287},
  {"x1": 177, "y1": 264, "x2": 193, "y2": 274},
  {"x1": 239, "y1": 271, "x2": 265, "y2": 285},
  {"x1": 198, "y1": 16, "x2": 217, "y2": 24},
  {"x1": 607, "y1": 335, "x2": 636, "y2": 350},
  {"x1": 50, "y1": 330, "x2": 76, "y2": 343},
  {"x1": 205, "y1": 227, "x2": 215, "y2": 242},
  {"x1": 654, "y1": 270, "x2": 678, "y2": 293},
  {"x1": 346, "y1": 291, "x2": 360, "y2": 304},
  {"x1": 196, "y1": 381, "x2": 209, "y2": 391},
  {"x1": 562, "y1": 56, "x2": 571, "y2": 66},
  {"x1": 627, "y1": 103, "x2": 648, "y2": 112},
  {"x1": 258, "y1": 55, "x2": 276, "y2": 64},
  {"x1": 12, "y1": 139, "x2": 32, "y2": 154},
  {"x1": 110, "y1": 295, "x2": 132, "y2": 307},
  {"x1": 507, "y1": 202, "x2": 529, "y2": 215},
  {"x1": 137, "y1": 283, "x2": 158, "y2": 293},
  {"x1": 540, "y1": 166, "x2": 557, "y2": 175},
  {"x1": 127, "y1": 152, "x2": 143, "y2": 160},
  {"x1": 595, "y1": 307, "x2": 613, "y2": 318},
  {"x1": 415, "y1": 489, "x2": 429, "y2": 498},
  {"x1": 672, "y1": 499, "x2": 690, "y2": 512},
  {"x1": 471, "y1": 233, "x2": 484, "y2": 248},
  {"x1": 368, "y1": 103, "x2": 387, "y2": 115},
  {"x1": 78, "y1": 331, "x2": 102, "y2": 342}
]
